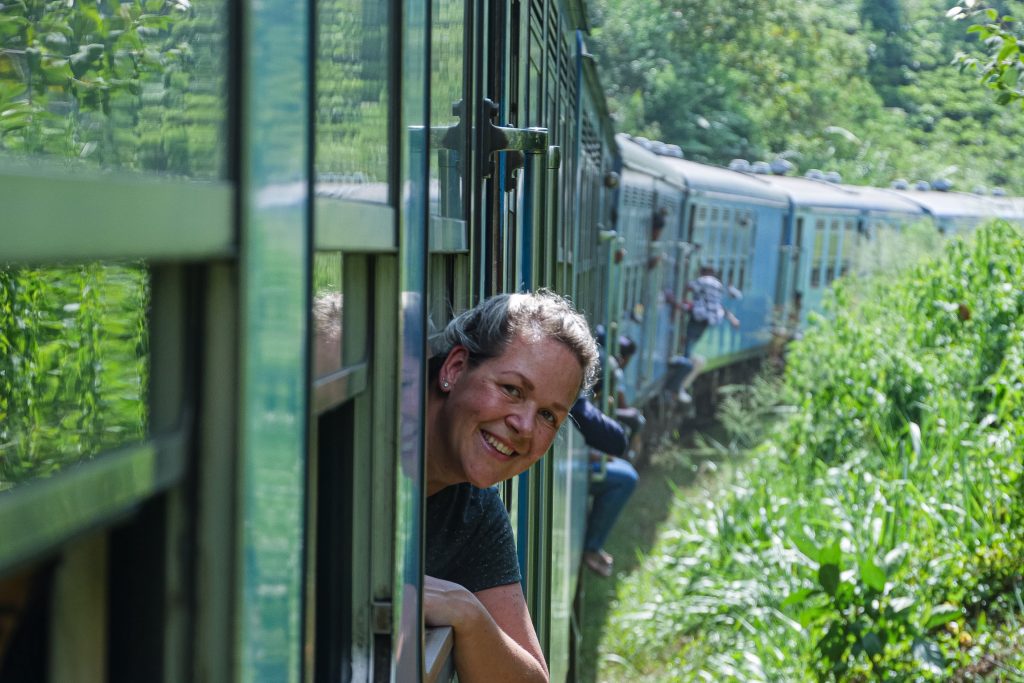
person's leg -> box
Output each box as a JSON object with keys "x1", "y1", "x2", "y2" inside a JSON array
[
  {"x1": 666, "y1": 356, "x2": 694, "y2": 402},
  {"x1": 683, "y1": 319, "x2": 708, "y2": 358},
  {"x1": 583, "y1": 457, "x2": 639, "y2": 555}
]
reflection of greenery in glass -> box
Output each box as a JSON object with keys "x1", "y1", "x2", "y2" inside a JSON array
[
  {"x1": 317, "y1": 0, "x2": 388, "y2": 182},
  {"x1": 0, "y1": 265, "x2": 149, "y2": 490},
  {"x1": 311, "y1": 252, "x2": 342, "y2": 377},
  {"x1": 0, "y1": 0, "x2": 225, "y2": 177},
  {"x1": 429, "y1": 0, "x2": 464, "y2": 218}
]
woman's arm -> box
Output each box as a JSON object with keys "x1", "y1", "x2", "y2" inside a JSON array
[{"x1": 424, "y1": 575, "x2": 548, "y2": 683}]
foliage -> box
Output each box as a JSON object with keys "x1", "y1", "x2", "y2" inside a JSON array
[
  {"x1": 597, "y1": 221, "x2": 1024, "y2": 681},
  {"x1": 588, "y1": 0, "x2": 1024, "y2": 193},
  {"x1": 951, "y1": 1, "x2": 1024, "y2": 108}
]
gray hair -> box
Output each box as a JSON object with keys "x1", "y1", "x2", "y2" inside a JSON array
[{"x1": 430, "y1": 290, "x2": 599, "y2": 394}]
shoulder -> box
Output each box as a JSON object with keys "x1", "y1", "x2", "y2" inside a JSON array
[{"x1": 426, "y1": 484, "x2": 520, "y2": 593}]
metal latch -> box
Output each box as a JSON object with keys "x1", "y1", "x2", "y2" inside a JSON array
[{"x1": 371, "y1": 600, "x2": 392, "y2": 634}]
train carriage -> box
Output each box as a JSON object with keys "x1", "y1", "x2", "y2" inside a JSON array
[
  {"x1": 5, "y1": 0, "x2": 1024, "y2": 680},
  {"x1": 655, "y1": 154, "x2": 790, "y2": 372},
  {"x1": 756, "y1": 173, "x2": 927, "y2": 328},
  {"x1": 0, "y1": 0, "x2": 616, "y2": 680},
  {"x1": 608, "y1": 136, "x2": 685, "y2": 407},
  {"x1": 886, "y1": 187, "x2": 1024, "y2": 235}
]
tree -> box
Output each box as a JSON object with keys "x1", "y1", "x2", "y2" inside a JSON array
[{"x1": 950, "y1": 1, "x2": 1024, "y2": 108}]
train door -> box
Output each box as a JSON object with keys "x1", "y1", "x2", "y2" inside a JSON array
[
  {"x1": 776, "y1": 213, "x2": 805, "y2": 330},
  {"x1": 507, "y1": 0, "x2": 555, "y2": 660},
  {"x1": 306, "y1": 0, "x2": 433, "y2": 680},
  {"x1": 670, "y1": 200, "x2": 699, "y2": 358}
]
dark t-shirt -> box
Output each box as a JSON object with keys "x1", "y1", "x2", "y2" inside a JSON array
[{"x1": 425, "y1": 483, "x2": 522, "y2": 593}]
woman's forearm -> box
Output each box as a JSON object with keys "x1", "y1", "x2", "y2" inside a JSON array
[{"x1": 424, "y1": 577, "x2": 548, "y2": 683}]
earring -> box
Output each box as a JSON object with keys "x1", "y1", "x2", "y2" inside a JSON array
[{"x1": 441, "y1": 379, "x2": 450, "y2": 391}]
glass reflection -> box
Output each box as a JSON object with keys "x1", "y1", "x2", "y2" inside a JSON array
[
  {"x1": 429, "y1": 0, "x2": 465, "y2": 220},
  {"x1": 311, "y1": 252, "x2": 342, "y2": 378},
  {"x1": 0, "y1": 0, "x2": 226, "y2": 177},
  {"x1": 316, "y1": 0, "x2": 389, "y2": 202},
  {"x1": 0, "y1": 264, "x2": 149, "y2": 491}
]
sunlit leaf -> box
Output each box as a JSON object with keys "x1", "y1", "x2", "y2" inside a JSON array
[
  {"x1": 818, "y1": 563, "x2": 840, "y2": 597},
  {"x1": 925, "y1": 604, "x2": 961, "y2": 629}
]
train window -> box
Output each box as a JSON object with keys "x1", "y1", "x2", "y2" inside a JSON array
[
  {"x1": 0, "y1": 0, "x2": 227, "y2": 178},
  {"x1": 316, "y1": 0, "x2": 391, "y2": 199},
  {"x1": 312, "y1": 252, "x2": 343, "y2": 378},
  {"x1": 0, "y1": 263, "x2": 148, "y2": 491},
  {"x1": 430, "y1": 0, "x2": 467, "y2": 221},
  {"x1": 530, "y1": 27, "x2": 543, "y2": 123}
]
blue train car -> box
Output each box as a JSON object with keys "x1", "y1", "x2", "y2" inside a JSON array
[
  {"x1": 886, "y1": 187, "x2": 1021, "y2": 234},
  {"x1": 610, "y1": 135, "x2": 685, "y2": 405},
  {"x1": 756, "y1": 173, "x2": 926, "y2": 326},
  {"x1": 656, "y1": 155, "x2": 790, "y2": 371}
]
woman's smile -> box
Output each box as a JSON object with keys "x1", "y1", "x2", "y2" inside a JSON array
[{"x1": 481, "y1": 430, "x2": 517, "y2": 458}]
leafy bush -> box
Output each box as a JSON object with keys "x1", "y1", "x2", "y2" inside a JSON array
[{"x1": 599, "y1": 221, "x2": 1024, "y2": 681}]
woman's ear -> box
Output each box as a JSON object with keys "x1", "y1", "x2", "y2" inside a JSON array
[{"x1": 438, "y1": 345, "x2": 469, "y2": 390}]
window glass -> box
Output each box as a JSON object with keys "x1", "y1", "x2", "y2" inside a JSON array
[
  {"x1": 1, "y1": 263, "x2": 148, "y2": 491},
  {"x1": 429, "y1": 0, "x2": 465, "y2": 220},
  {"x1": 0, "y1": 0, "x2": 226, "y2": 178},
  {"x1": 312, "y1": 252, "x2": 342, "y2": 378},
  {"x1": 316, "y1": 0, "x2": 390, "y2": 201}
]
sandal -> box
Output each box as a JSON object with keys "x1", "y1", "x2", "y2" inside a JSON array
[{"x1": 584, "y1": 551, "x2": 613, "y2": 578}]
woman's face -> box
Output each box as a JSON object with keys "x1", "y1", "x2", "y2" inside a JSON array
[{"x1": 431, "y1": 333, "x2": 583, "y2": 491}]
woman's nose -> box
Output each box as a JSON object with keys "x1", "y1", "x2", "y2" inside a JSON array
[{"x1": 506, "y1": 405, "x2": 535, "y2": 437}]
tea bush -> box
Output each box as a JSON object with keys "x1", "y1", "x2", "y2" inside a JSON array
[{"x1": 599, "y1": 221, "x2": 1024, "y2": 681}]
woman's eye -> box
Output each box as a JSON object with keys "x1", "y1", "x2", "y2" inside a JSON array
[
  {"x1": 503, "y1": 384, "x2": 521, "y2": 397},
  {"x1": 540, "y1": 410, "x2": 557, "y2": 425}
]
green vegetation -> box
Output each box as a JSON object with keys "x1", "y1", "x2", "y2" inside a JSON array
[
  {"x1": 596, "y1": 221, "x2": 1024, "y2": 680},
  {"x1": 588, "y1": 0, "x2": 1024, "y2": 192},
  {"x1": 951, "y1": 1, "x2": 1024, "y2": 109}
]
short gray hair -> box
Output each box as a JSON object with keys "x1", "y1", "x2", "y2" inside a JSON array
[{"x1": 430, "y1": 290, "x2": 599, "y2": 394}]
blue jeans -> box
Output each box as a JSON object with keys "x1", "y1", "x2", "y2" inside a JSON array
[
  {"x1": 585, "y1": 457, "x2": 639, "y2": 552},
  {"x1": 683, "y1": 318, "x2": 708, "y2": 357},
  {"x1": 664, "y1": 355, "x2": 694, "y2": 394}
]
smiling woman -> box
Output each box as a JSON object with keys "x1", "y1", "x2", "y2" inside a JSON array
[{"x1": 422, "y1": 290, "x2": 599, "y2": 683}]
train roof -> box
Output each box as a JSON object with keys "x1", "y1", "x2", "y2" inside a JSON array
[
  {"x1": 882, "y1": 188, "x2": 1008, "y2": 219},
  {"x1": 757, "y1": 174, "x2": 926, "y2": 215},
  {"x1": 615, "y1": 134, "x2": 684, "y2": 187},
  {"x1": 656, "y1": 156, "x2": 789, "y2": 207}
]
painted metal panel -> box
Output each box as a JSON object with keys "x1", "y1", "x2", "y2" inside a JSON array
[
  {"x1": 235, "y1": 0, "x2": 311, "y2": 677},
  {"x1": 392, "y1": 0, "x2": 430, "y2": 678},
  {"x1": 0, "y1": 435, "x2": 184, "y2": 574},
  {"x1": 0, "y1": 170, "x2": 233, "y2": 263}
]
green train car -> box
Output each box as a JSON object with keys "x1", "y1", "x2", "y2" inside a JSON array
[
  {"x1": 5, "y1": 1, "x2": 1021, "y2": 681},
  {"x1": 0, "y1": 0, "x2": 618, "y2": 680}
]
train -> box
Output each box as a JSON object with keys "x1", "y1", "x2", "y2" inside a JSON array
[{"x1": 1, "y1": 0, "x2": 1021, "y2": 681}]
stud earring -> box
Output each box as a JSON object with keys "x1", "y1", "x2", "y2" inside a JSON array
[{"x1": 441, "y1": 379, "x2": 450, "y2": 391}]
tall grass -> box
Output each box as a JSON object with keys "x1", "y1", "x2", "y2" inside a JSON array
[{"x1": 598, "y1": 221, "x2": 1024, "y2": 681}]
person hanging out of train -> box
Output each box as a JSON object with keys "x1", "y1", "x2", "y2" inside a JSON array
[
  {"x1": 593, "y1": 330, "x2": 646, "y2": 462},
  {"x1": 423, "y1": 290, "x2": 599, "y2": 683},
  {"x1": 568, "y1": 394, "x2": 638, "y2": 578},
  {"x1": 682, "y1": 264, "x2": 742, "y2": 358}
]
